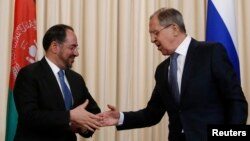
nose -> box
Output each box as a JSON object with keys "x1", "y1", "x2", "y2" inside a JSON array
[
  {"x1": 73, "y1": 49, "x2": 79, "y2": 56},
  {"x1": 150, "y1": 34, "x2": 156, "y2": 43}
]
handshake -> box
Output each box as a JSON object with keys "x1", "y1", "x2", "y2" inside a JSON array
[{"x1": 69, "y1": 99, "x2": 120, "y2": 133}]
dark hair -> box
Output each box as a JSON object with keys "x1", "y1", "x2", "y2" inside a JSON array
[
  {"x1": 42, "y1": 24, "x2": 74, "y2": 51},
  {"x1": 150, "y1": 8, "x2": 186, "y2": 33}
]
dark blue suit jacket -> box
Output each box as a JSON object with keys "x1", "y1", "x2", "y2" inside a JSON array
[
  {"x1": 14, "y1": 57, "x2": 100, "y2": 141},
  {"x1": 117, "y1": 39, "x2": 248, "y2": 141}
]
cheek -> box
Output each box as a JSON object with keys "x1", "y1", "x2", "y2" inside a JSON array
[
  {"x1": 161, "y1": 35, "x2": 175, "y2": 47},
  {"x1": 159, "y1": 38, "x2": 169, "y2": 48},
  {"x1": 64, "y1": 51, "x2": 73, "y2": 57}
]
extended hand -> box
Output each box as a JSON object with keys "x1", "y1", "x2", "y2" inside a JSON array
[
  {"x1": 99, "y1": 104, "x2": 120, "y2": 126},
  {"x1": 70, "y1": 99, "x2": 101, "y2": 132}
]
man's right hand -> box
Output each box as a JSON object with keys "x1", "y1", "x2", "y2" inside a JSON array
[
  {"x1": 70, "y1": 99, "x2": 101, "y2": 132},
  {"x1": 98, "y1": 104, "x2": 120, "y2": 126}
]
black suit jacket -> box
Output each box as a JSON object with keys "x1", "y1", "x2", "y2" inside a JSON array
[
  {"x1": 117, "y1": 39, "x2": 248, "y2": 141},
  {"x1": 14, "y1": 57, "x2": 101, "y2": 141}
]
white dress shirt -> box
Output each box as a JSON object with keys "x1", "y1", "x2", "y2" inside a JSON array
[{"x1": 45, "y1": 56, "x2": 72, "y2": 100}]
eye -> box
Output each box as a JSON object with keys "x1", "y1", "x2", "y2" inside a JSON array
[
  {"x1": 154, "y1": 31, "x2": 160, "y2": 36},
  {"x1": 68, "y1": 46, "x2": 79, "y2": 52},
  {"x1": 150, "y1": 30, "x2": 159, "y2": 36}
]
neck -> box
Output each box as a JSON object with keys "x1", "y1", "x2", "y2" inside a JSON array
[{"x1": 45, "y1": 53, "x2": 64, "y2": 69}]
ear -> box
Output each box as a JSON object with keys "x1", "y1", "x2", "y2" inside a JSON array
[
  {"x1": 172, "y1": 24, "x2": 180, "y2": 36},
  {"x1": 50, "y1": 41, "x2": 59, "y2": 54}
]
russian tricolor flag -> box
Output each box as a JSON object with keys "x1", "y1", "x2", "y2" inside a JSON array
[{"x1": 206, "y1": 0, "x2": 240, "y2": 80}]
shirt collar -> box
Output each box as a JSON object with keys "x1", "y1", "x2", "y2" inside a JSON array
[
  {"x1": 45, "y1": 56, "x2": 61, "y2": 75},
  {"x1": 175, "y1": 35, "x2": 191, "y2": 57}
]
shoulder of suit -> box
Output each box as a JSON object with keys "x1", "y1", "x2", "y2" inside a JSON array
[
  {"x1": 65, "y1": 69, "x2": 82, "y2": 78},
  {"x1": 156, "y1": 58, "x2": 169, "y2": 70},
  {"x1": 194, "y1": 39, "x2": 222, "y2": 48},
  {"x1": 20, "y1": 60, "x2": 41, "y2": 72}
]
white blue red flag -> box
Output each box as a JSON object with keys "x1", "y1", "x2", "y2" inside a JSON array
[{"x1": 206, "y1": 0, "x2": 240, "y2": 80}]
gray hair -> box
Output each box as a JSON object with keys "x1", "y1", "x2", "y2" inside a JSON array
[{"x1": 150, "y1": 8, "x2": 186, "y2": 33}]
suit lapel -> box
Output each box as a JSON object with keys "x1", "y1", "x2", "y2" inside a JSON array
[
  {"x1": 40, "y1": 58, "x2": 66, "y2": 109},
  {"x1": 164, "y1": 58, "x2": 170, "y2": 86},
  {"x1": 181, "y1": 39, "x2": 198, "y2": 96}
]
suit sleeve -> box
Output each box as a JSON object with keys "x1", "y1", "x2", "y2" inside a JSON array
[
  {"x1": 211, "y1": 43, "x2": 248, "y2": 124},
  {"x1": 80, "y1": 86, "x2": 101, "y2": 138},
  {"x1": 71, "y1": 74, "x2": 101, "y2": 137},
  {"x1": 117, "y1": 66, "x2": 166, "y2": 130}
]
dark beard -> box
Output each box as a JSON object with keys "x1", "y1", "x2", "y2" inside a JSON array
[
  {"x1": 59, "y1": 55, "x2": 73, "y2": 69},
  {"x1": 66, "y1": 63, "x2": 72, "y2": 69}
]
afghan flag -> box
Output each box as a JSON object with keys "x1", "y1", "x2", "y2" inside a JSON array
[
  {"x1": 206, "y1": 0, "x2": 240, "y2": 80},
  {"x1": 5, "y1": 0, "x2": 37, "y2": 141}
]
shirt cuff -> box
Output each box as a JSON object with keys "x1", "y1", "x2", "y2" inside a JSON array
[{"x1": 117, "y1": 112, "x2": 124, "y2": 126}]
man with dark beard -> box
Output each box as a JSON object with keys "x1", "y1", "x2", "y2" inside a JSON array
[{"x1": 13, "y1": 24, "x2": 101, "y2": 141}]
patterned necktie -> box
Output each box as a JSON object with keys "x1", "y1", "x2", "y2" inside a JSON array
[
  {"x1": 169, "y1": 53, "x2": 180, "y2": 104},
  {"x1": 58, "y1": 70, "x2": 72, "y2": 110}
]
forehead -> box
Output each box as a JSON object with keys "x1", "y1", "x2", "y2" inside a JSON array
[
  {"x1": 65, "y1": 29, "x2": 77, "y2": 42},
  {"x1": 149, "y1": 15, "x2": 162, "y2": 31}
]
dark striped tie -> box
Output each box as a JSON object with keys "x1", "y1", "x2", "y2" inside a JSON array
[{"x1": 169, "y1": 53, "x2": 180, "y2": 104}]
